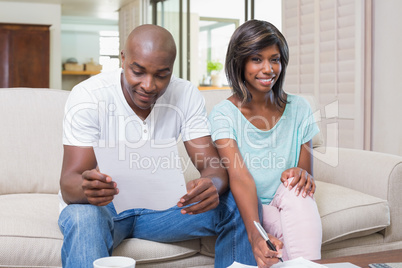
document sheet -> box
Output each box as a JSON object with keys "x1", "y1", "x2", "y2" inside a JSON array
[
  {"x1": 228, "y1": 257, "x2": 360, "y2": 268},
  {"x1": 94, "y1": 139, "x2": 187, "y2": 214}
]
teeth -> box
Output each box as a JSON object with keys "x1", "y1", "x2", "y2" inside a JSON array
[{"x1": 259, "y1": 78, "x2": 273, "y2": 82}]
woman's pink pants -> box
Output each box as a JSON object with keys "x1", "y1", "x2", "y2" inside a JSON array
[{"x1": 262, "y1": 179, "x2": 322, "y2": 261}]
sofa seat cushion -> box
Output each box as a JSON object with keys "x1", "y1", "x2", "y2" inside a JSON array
[
  {"x1": 0, "y1": 193, "x2": 62, "y2": 239},
  {"x1": 0, "y1": 193, "x2": 203, "y2": 267},
  {"x1": 315, "y1": 181, "x2": 390, "y2": 245},
  {"x1": 114, "y1": 238, "x2": 201, "y2": 264},
  {"x1": 0, "y1": 193, "x2": 63, "y2": 267}
]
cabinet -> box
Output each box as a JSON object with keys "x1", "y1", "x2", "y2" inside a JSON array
[{"x1": 0, "y1": 23, "x2": 50, "y2": 88}]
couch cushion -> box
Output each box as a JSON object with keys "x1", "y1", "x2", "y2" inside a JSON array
[
  {"x1": 0, "y1": 193, "x2": 63, "y2": 267},
  {"x1": 0, "y1": 88, "x2": 69, "y2": 195},
  {"x1": 0, "y1": 193, "x2": 203, "y2": 267},
  {"x1": 315, "y1": 181, "x2": 390, "y2": 245},
  {"x1": 114, "y1": 238, "x2": 201, "y2": 264}
]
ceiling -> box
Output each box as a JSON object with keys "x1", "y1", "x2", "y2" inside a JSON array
[
  {"x1": 61, "y1": 0, "x2": 134, "y2": 20},
  {"x1": 3, "y1": 0, "x2": 135, "y2": 20}
]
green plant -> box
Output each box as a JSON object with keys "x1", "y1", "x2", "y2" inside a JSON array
[{"x1": 207, "y1": 60, "x2": 223, "y2": 73}]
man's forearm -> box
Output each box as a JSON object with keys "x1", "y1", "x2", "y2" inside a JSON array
[
  {"x1": 60, "y1": 173, "x2": 88, "y2": 205},
  {"x1": 202, "y1": 169, "x2": 228, "y2": 195}
]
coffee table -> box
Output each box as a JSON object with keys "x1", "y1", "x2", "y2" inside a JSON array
[{"x1": 315, "y1": 249, "x2": 402, "y2": 267}]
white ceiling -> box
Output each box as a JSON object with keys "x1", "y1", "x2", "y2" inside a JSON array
[
  {"x1": 61, "y1": 0, "x2": 133, "y2": 19},
  {"x1": 3, "y1": 0, "x2": 135, "y2": 20}
]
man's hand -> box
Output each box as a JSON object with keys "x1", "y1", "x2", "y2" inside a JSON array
[
  {"x1": 177, "y1": 177, "x2": 219, "y2": 215},
  {"x1": 251, "y1": 232, "x2": 283, "y2": 267},
  {"x1": 81, "y1": 169, "x2": 119, "y2": 206}
]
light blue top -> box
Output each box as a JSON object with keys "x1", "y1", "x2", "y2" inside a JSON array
[{"x1": 208, "y1": 94, "x2": 319, "y2": 204}]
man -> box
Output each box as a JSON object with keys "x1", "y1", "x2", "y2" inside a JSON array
[{"x1": 58, "y1": 24, "x2": 256, "y2": 267}]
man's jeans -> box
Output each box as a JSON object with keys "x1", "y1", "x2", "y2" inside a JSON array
[{"x1": 58, "y1": 191, "x2": 259, "y2": 268}]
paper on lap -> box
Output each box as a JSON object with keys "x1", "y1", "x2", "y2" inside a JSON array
[
  {"x1": 228, "y1": 257, "x2": 344, "y2": 268},
  {"x1": 94, "y1": 139, "x2": 187, "y2": 214}
]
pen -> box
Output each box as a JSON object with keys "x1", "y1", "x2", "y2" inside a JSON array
[{"x1": 253, "y1": 221, "x2": 284, "y2": 262}]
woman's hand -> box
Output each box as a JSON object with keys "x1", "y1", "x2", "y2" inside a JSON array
[
  {"x1": 280, "y1": 167, "x2": 316, "y2": 197},
  {"x1": 250, "y1": 232, "x2": 283, "y2": 267}
]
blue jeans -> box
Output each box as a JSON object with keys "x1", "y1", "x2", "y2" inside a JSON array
[{"x1": 58, "y1": 191, "x2": 259, "y2": 268}]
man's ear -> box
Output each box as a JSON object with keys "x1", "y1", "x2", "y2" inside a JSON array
[{"x1": 120, "y1": 50, "x2": 125, "y2": 69}]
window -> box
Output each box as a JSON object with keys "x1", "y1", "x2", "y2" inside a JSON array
[
  {"x1": 282, "y1": 0, "x2": 371, "y2": 150},
  {"x1": 99, "y1": 31, "x2": 120, "y2": 72},
  {"x1": 150, "y1": 0, "x2": 282, "y2": 87},
  {"x1": 198, "y1": 18, "x2": 238, "y2": 86}
]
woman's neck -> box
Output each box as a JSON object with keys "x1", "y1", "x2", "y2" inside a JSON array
[{"x1": 229, "y1": 91, "x2": 287, "y2": 131}]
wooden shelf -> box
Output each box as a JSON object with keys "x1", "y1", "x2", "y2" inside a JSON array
[{"x1": 62, "y1": 70, "x2": 100, "y2": 75}]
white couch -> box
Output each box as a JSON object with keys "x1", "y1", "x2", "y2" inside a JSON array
[{"x1": 0, "y1": 87, "x2": 401, "y2": 267}]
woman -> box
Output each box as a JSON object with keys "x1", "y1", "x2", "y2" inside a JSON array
[{"x1": 209, "y1": 20, "x2": 322, "y2": 267}]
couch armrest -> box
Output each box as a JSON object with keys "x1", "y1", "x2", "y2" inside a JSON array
[{"x1": 313, "y1": 147, "x2": 402, "y2": 242}]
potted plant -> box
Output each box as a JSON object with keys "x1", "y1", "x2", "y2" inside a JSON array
[{"x1": 207, "y1": 60, "x2": 223, "y2": 87}]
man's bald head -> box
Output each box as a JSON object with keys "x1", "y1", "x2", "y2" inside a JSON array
[
  {"x1": 119, "y1": 25, "x2": 177, "y2": 117},
  {"x1": 123, "y1": 24, "x2": 177, "y2": 63}
]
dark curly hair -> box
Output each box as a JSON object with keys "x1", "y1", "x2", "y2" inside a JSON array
[{"x1": 225, "y1": 19, "x2": 289, "y2": 108}]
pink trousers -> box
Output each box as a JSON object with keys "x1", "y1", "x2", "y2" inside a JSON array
[{"x1": 262, "y1": 179, "x2": 322, "y2": 261}]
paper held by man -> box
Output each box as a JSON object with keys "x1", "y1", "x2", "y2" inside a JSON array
[{"x1": 94, "y1": 139, "x2": 187, "y2": 214}]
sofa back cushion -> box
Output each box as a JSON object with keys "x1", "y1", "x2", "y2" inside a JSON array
[{"x1": 0, "y1": 88, "x2": 69, "y2": 194}]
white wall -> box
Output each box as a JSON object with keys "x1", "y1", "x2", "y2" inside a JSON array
[
  {"x1": 0, "y1": 1, "x2": 61, "y2": 89},
  {"x1": 60, "y1": 17, "x2": 118, "y2": 91},
  {"x1": 61, "y1": 31, "x2": 100, "y2": 66},
  {"x1": 372, "y1": 0, "x2": 402, "y2": 156},
  {"x1": 61, "y1": 30, "x2": 100, "y2": 91},
  {"x1": 61, "y1": 17, "x2": 118, "y2": 64}
]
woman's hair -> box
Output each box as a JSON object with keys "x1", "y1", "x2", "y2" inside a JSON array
[{"x1": 225, "y1": 19, "x2": 289, "y2": 107}]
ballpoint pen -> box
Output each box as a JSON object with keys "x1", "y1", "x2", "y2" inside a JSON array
[{"x1": 253, "y1": 221, "x2": 284, "y2": 262}]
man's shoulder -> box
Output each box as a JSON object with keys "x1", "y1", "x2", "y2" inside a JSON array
[
  {"x1": 73, "y1": 69, "x2": 121, "y2": 93},
  {"x1": 167, "y1": 75, "x2": 195, "y2": 93},
  {"x1": 162, "y1": 75, "x2": 201, "y2": 103},
  {"x1": 69, "y1": 69, "x2": 122, "y2": 101}
]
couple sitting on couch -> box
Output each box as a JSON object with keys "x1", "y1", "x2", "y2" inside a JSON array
[{"x1": 58, "y1": 21, "x2": 322, "y2": 268}]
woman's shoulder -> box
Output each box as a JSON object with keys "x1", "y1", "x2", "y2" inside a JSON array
[
  {"x1": 287, "y1": 94, "x2": 313, "y2": 111},
  {"x1": 209, "y1": 97, "x2": 245, "y2": 122},
  {"x1": 210, "y1": 99, "x2": 234, "y2": 114}
]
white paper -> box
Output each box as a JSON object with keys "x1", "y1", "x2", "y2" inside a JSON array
[
  {"x1": 94, "y1": 139, "x2": 187, "y2": 214},
  {"x1": 227, "y1": 261, "x2": 257, "y2": 268},
  {"x1": 228, "y1": 258, "x2": 361, "y2": 268},
  {"x1": 271, "y1": 257, "x2": 327, "y2": 268},
  {"x1": 228, "y1": 258, "x2": 326, "y2": 268}
]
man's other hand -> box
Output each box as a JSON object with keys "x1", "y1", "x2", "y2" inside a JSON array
[{"x1": 177, "y1": 177, "x2": 219, "y2": 215}]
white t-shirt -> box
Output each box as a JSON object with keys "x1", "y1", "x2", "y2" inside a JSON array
[
  {"x1": 59, "y1": 68, "x2": 210, "y2": 210},
  {"x1": 63, "y1": 68, "x2": 209, "y2": 146}
]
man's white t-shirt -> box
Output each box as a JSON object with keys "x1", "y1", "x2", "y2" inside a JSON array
[{"x1": 59, "y1": 68, "x2": 210, "y2": 211}]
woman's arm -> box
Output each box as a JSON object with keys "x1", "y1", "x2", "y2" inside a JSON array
[
  {"x1": 298, "y1": 140, "x2": 314, "y2": 174},
  {"x1": 281, "y1": 140, "x2": 316, "y2": 197},
  {"x1": 214, "y1": 138, "x2": 283, "y2": 267}
]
